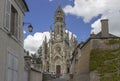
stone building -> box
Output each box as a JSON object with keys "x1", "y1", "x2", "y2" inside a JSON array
[
  {"x1": 41, "y1": 5, "x2": 77, "y2": 76},
  {"x1": 0, "y1": 0, "x2": 29, "y2": 81},
  {"x1": 70, "y1": 19, "x2": 120, "y2": 81}
]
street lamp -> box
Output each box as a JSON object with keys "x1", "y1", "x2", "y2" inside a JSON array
[
  {"x1": 28, "y1": 24, "x2": 33, "y2": 32},
  {"x1": 24, "y1": 23, "x2": 33, "y2": 32}
]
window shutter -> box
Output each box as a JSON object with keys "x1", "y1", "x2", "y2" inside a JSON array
[
  {"x1": 13, "y1": 71, "x2": 17, "y2": 81},
  {"x1": 7, "y1": 53, "x2": 14, "y2": 69},
  {"x1": 18, "y1": 15, "x2": 21, "y2": 41},
  {"x1": 7, "y1": 69, "x2": 12, "y2": 81},
  {"x1": 14, "y1": 13, "x2": 17, "y2": 37},
  {"x1": 13, "y1": 56, "x2": 18, "y2": 81},
  {"x1": 13, "y1": 57, "x2": 18, "y2": 71},
  {"x1": 7, "y1": 52, "x2": 18, "y2": 81},
  {"x1": 7, "y1": 53, "x2": 13, "y2": 81},
  {"x1": 5, "y1": 0, "x2": 11, "y2": 31}
]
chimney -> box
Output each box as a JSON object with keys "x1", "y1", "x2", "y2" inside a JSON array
[
  {"x1": 90, "y1": 32, "x2": 95, "y2": 38},
  {"x1": 101, "y1": 19, "x2": 109, "y2": 38}
]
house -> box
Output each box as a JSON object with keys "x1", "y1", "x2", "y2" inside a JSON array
[
  {"x1": 69, "y1": 19, "x2": 120, "y2": 81},
  {"x1": 0, "y1": 0, "x2": 29, "y2": 81}
]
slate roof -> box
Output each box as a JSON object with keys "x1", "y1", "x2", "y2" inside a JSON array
[
  {"x1": 91, "y1": 32, "x2": 119, "y2": 38},
  {"x1": 22, "y1": 0, "x2": 29, "y2": 11}
]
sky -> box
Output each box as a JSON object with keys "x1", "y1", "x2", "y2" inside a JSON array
[{"x1": 24, "y1": 0, "x2": 120, "y2": 53}]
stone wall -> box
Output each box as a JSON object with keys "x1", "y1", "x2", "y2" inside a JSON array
[
  {"x1": 30, "y1": 68, "x2": 43, "y2": 81},
  {"x1": 70, "y1": 38, "x2": 120, "y2": 81},
  {"x1": 90, "y1": 38, "x2": 120, "y2": 81},
  {"x1": 71, "y1": 39, "x2": 91, "y2": 81},
  {"x1": 91, "y1": 38, "x2": 120, "y2": 50}
]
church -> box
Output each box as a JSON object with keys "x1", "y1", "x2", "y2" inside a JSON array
[{"x1": 41, "y1": 5, "x2": 77, "y2": 76}]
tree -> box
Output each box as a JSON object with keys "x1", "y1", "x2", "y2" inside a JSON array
[
  {"x1": 31, "y1": 53, "x2": 37, "y2": 64},
  {"x1": 30, "y1": 46, "x2": 43, "y2": 69}
]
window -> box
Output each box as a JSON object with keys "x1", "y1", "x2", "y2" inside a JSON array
[
  {"x1": 7, "y1": 52, "x2": 18, "y2": 81},
  {"x1": 18, "y1": 15, "x2": 22, "y2": 41},
  {"x1": 10, "y1": 5, "x2": 18, "y2": 38},
  {"x1": 5, "y1": 0, "x2": 22, "y2": 40}
]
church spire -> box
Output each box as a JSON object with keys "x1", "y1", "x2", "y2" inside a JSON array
[
  {"x1": 58, "y1": 0, "x2": 61, "y2": 8},
  {"x1": 54, "y1": 4, "x2": 65, "y2": 23},
  {"x1": 54, "y1": 4, "x2": 66, "y2": 40}
]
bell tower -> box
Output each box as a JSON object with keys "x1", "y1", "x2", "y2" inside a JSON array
[{"x1": 54, "y1": 4, "x2": 65, "y2": 40}]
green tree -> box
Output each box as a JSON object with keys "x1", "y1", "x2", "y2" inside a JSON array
[{"x1": 31, "y1": 46, "x2": 43, "y2": 68}]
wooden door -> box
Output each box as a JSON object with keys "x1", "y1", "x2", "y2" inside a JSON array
[{"x1": 56, "y1": 65, "x2": 61, "y2": 75}]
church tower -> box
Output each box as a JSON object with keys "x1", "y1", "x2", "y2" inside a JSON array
[
  {"x1": 41, "y1": 5, "x2": 78, "y2": 76},
  {"x1": 54, "y1": 4, "x2": 66, "y2": 40}
]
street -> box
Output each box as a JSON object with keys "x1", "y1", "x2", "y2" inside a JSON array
[
  {"x1": 52, "y1": 78, "x2": 68, "y2": 81},
  {"x1": 51, "y1": 75, "x2": 69, "y2": 81}
]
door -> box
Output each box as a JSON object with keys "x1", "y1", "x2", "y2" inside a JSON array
[{"x1": 56, "y1": 65, "x2": 61, "y2": 76}]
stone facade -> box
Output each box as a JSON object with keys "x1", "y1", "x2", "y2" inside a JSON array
[
  {"x1": 30, "y1": 68, "x2": 43, "y2": 81},
  {"x1": 41, "y1": 5, "x2": 77, "y2": 76},
  {"x1": 0, "y1": 0, "x2": 28, "y2": 81},
  {"x1": 70, "y1": 39, "x2": 91, "y2": 81}
]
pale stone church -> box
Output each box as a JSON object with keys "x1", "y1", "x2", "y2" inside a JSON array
[{"x1": 41, "y1": 5, "x2": 77, "y2": 76}]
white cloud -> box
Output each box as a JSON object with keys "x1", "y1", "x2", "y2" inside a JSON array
[
  {"x1": 66, "y1": 30, "x2": 77, "y2": 39},
  {"x1": 63, "y1": 0, "x2": 106, "y2": 23},
  {"x1": 91, "y1": 11, "x2": 120, "y2": 37},
  {"x1": 64, "y1": 0, "x2": 120, "y2": 37},
  {"x1": 49, "y1": 0, "x2": 53, "y2": 2},
  {"x1": 24, "y1": 30, "x2": 26, "y2": 34},
  {"x1": 91, "y1": 19, "x2": 101, "y2": 34},
  {"x1": 24, "y1": 32, "x2": 50, "y2": 54},
  {"x1": 24, "y1": 30, "x2": 77, "y2": 53}
]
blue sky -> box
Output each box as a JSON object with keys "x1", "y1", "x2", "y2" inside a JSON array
[
  {"x1": 24, "y1": 0, "x2": 96, "y2": 42},
  {"x1": 24, "y1": 0, "x2": 120, "y2": 53}
]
